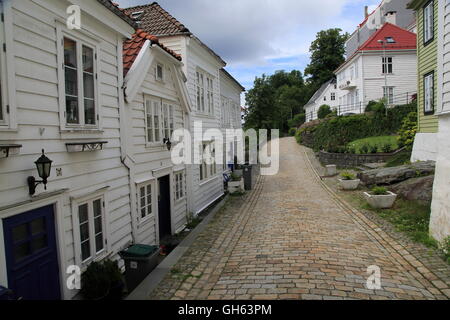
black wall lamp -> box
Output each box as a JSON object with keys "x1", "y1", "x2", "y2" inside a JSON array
[
  {"x1": 27, "y1": 149, "x2": 53, "y2": 196},
  {"x1": 163, "y1": 138, "x2": 172, "y2": 151}
]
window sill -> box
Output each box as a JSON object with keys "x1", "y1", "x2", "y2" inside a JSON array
[
  {"x1": 139, "y1": 214, "x2": 155, "y2": 227},
  {"x1": 145, "y1": 143, "x2": 168, "y2": 150},
  {"x1": 60, "y1": 128, "x2": 103, "y2": 134},
  {"x1": 175, "y1": 196, "x2": 186, "y2": 203},
  {"x1": 199, "y1": 175, "x2": 218, "y2": 187}
]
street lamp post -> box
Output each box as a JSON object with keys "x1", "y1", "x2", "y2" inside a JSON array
[{"x1": 378, "y1": 39, "x2": 388, "y2": 116}]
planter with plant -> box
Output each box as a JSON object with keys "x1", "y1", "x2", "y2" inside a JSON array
[
  {"x1": 80, "y1": 259, "x2": 125, "y2": 300},
  {"x1": 338, "y1": 171, "x2": 360, "y2": 190},
  {"x1": 364, "y1": 186, "x2": 397, "y2": 209},
  {"x1": 228, "y1": 172, "x2": 244, "y2": 194}
]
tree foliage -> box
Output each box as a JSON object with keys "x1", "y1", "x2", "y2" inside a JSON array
[{"x1": 318, "y1": 104, "x2": 332, "y2": 119}]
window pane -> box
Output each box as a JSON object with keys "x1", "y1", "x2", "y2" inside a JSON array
[
  {"x1": 93, "y1": 199, "x2": 102, "y2": 217},
  {"x1": 66, "y1": 94, "x2": 79, "y2": 124},
  {"x1": 81, "y1": 241, "x2": 90, "y2": 261},
  {"x1": 64, "y1": 39, "x2": 79, "y2": 125},
  {"x1": 31, "y1": 217, "x2": 46, "y2": 236},
  {"x1": 82, "y1": 46, "x2": 94, "y2": 73},
  {"x1": 79, "y1": 204, "x2": 88, "y2": 223},
  {"x1": 12, "y1": 224, "x2": 28, "y2": 243},
  {"x1": 84, "y1": 99, "x2": 95, "y2": 125},
  {"x1": 94, "y1": 216, "x2": 102, "y2": 235},
  {"x1": 31, "y1": 235, "x2": 47, "y2": 252},
  {"x1": 64, "y1": 38, "x2": 77, "y2": 68},
  {"x1": 95, "y1": 234, "x2": 104, "y2": 253},
  {"x1": 154, "y1": 102, "x2": 160, "y2": 141},
  {"x1": 14, "y1": 242, "x2": 31, "y2": 262},
  {"x1": 80, "y1": 223, "x2": 89, "y2": 242}
]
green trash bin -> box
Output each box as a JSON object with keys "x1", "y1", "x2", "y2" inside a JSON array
[{"x1": 119, "y1": 244, "x2": 160, "y2": 292}]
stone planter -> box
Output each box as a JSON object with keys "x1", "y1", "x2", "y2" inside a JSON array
[
  {"x1": 228, "y1": 179, "x2": 244, "y2": 194},
  {"x1": 338, "y1": 179, "x2": 360, "y2": 190},
  {"x1": 325, "y1": 165, "x2": 337, "y2": 177},
  {"x1": 364, "y1": 191, "x2": 397, "y2": 209}
]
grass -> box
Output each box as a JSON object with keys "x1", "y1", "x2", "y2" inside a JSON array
[
  {"x1": 361, "y1": 198, "x2": 438, "y2": 249},
  {"x1": 348, "y1": 135, "x2": 399, "y2": 154}
]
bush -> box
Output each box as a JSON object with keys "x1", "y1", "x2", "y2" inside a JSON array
[
  {"x1": 340, "y1": 171, "x2": 356, "y2": 180},
  {"x1": 398, "y1": 112, "x2": 418, "y2": 149},
  {"x1": 369, "y1": 144, "x2": 378, "y2": 154},
  {"x1": 371, "y1": 186, "x2": 389, "y2": 195},
  {"x1": 288, "y1": 113, "x2": 306, "y2": 128},
  {"x1": 365, "y1": 100, "x2": 378, "y2": 112},
  {"x1": 288, "y1": 128, "x2": 297, "y2": 136},
  {"x1": 382, "y1": 143, "x2": 393, "y2": 153},
  {"x1": 318, "y1": 104, "x2": 332, "y2": 119},
  {"x1": 347, "y1": 145, "x2": 356, "y2": 154},
  {"x1": 360, "y1": 143, "x2": 370, "y2": 154},
  {"x1": 80, "y1": 259, "x2": 124, "y2": 300}
]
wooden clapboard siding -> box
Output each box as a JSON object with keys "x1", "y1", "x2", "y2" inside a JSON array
[
  {"x1": 0, "y1": 0, "x2": 134, "y2": 299},
  {"x1": 416, "y1": 0, "x2": 439, "y2": 133},
  {"x1": 128, "y1": 53, "x2": 188, "y2": 245},
  {"x1": 442, "y1": 0, "x2": 450, "y2": 112}
]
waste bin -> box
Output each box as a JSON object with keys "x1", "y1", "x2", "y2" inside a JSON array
[
  {"x1": 119, "y1": 244, "x2": 160, "y2": 292},
  {"x1": 0, "y1": 286, "x2": 14, "y2": 300},
  {"x1": 243, "y1": 164, "x2": 254, "y2": 191}
]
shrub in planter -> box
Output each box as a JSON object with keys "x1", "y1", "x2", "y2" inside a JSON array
[
  {"x1": 80, "y1": 259, "x2": 125, "y2": 300},
  {"x1": 364, "y1": 186, "x2": 397, "y2": 209},
  {"x1": 339, "y1": 171, "x2": 360, "y2": 190}
]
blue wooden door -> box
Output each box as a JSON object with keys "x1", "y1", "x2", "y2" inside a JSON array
[{"x1": 3, "y1": 205, "x2": 61, "y2": 300}]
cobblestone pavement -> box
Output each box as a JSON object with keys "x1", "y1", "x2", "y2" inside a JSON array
[{"x1": 150, "y1": 137, "x2": 450, "y2": 300}]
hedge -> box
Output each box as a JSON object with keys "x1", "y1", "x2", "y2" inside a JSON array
[{"x1": 297, "y1": 102, "x2": 416, "y2": 152}]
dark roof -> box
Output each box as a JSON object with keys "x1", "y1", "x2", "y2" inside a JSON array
[
  {"x1": 305, "y1": 79, "x2": 335, "y2": 107},
  {"x1": 96, "y1": 0, "x2": 137, "y2": 28},
  {"x1": 221, "y1": 68, "x2": 245, "y2": 92},
  {"x1": 123, "y1": 2, "x2": 191, "y2": 37},
  {"x1": 123, "y1": 29, "x2": 182, "y2": 76},
  {"x1": 123, "y1": 2, "x2": 226, "y2": 66}
]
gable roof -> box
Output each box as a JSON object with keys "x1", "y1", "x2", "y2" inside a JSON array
[
  {"x1": 97, "y1": 0, "x2": 137, "y2": 27},
  {"x1": 123, "y1": 2, "x2": 191, "y2": 37},
  {"x1": 220, "y1": 68, "x2": 245, "y2": 92},
  {"x1": 123, "y1": 29, "x2": 182, "y2": 76},
  {"x1": 305, "y1": 79, "x2": 335, "y2": 107},
  {"x1": 335, "y1": 23, "x2": 416, "y2": 73},
  {"x1": 123, "y1": 2, "x2": 226, "y2": 66}
]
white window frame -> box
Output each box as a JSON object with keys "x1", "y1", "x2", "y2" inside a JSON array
[
  {"x1": 137, "y1": 180, "x2": 155, "y2": 223},
  {"x1": 423, "y1": 1, "x2": 434, "y2": 45},
  {"x1": 73, "y1": 193, "x2": 108, "y2": 266},
  {"x1": 382, "y1": 57, "x2": 393, "y2": 74},
  {"x1": 424, "y1": 72, "x2": 434, "y2": 114},
  {"x1": 156, "y1": 63, "x2": 164, "y2": 82},
  {"x1": 200, "y1": 142, "x2": 217, "y2": 182},
  {"x1": 331, "y1": 93, "x2": 336, "y2": 101},
  {"x1": 56, "y1": 23, "x2": 100, "y2": 131},
  {"x1": 174, "y1": 171, "x2": 185, "y2": 201},
  {"x1": 196, "y1": 69, "x2": 215, "y2": 115},
  {"x1": 383, "y1": 86, "x2": 395, "y2": 105},
  {"x1": 0, "y1": 1, "x2": 16, "y2": 130},
  {"x1": 144, "y1": 96, "x2": 175, "y2": 146}
]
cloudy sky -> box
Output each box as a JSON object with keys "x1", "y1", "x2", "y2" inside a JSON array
[{"x1": 116, "y1": 0, "x2": 380, "y2": 92}]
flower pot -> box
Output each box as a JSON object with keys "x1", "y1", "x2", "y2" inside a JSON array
[
  {"x1": 364, "y1": 191, "x2": 397, "y2": 209},
  {"x1": 228, "y1": 179, "x2": 244, "y2": 194},
  {"x1": 338, "y1": 179, "x2": 360, "y2": 190}
]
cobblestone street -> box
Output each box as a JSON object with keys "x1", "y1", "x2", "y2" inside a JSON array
[{"x1": 150, "y1": 137, "x2": 450, "y2": 300}]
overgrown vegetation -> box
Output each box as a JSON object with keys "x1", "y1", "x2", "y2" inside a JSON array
[
  {"x1": 398, "y1": 112, "x2": 418, "y2": 150},
  {"x1": 318, "y1": 104, "x2": 332, "y2": 119},
  {"x1": 340, "y1": 171, "x2": 356, "y2": 180},
  {"x1": 385, "y1": 149, "x2": 412, "y2": 167}
]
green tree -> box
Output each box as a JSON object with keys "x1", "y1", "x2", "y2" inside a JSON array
[
  {"x1": 304, "y1": 28, "x2": 349, "y2": 89},
  {"x1": 288, "y1": 113, "x2": 306, "y2": 128},
  {"x1": 318, "y1": 104, "x2": 332, "y2": 119}
]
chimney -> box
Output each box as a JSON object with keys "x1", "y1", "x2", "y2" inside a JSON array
[
  {"x1": 385, "y1": 11, "x2": 397, "y2": 25},
  {"x1": 364, "y1": 6, "x2": 369, "y2": 18}
]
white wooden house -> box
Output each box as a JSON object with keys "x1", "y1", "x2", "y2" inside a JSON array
[
  {"x1": 0, "y1": 0, "x2": 136, "y2": 300},
  {"x1": 124, "y1": 3, "x2": 244, "y2": 215},
  {"x1": 335, "y1": 23, "x2": 417, "y2": 114},
  {"x1": 430, "y1": 0, "x2": 450, "y2": 243},
  {"x1": 220, "y1": 68, "x2": 245, "y2": 173},
  {"x1": 121, "y1": 29, "x2": 191, "y2": 246},
  {"x1": 304, "y1": 79, "x2": 338, "y2": 122}
]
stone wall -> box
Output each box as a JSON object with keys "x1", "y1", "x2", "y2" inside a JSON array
[{"x1": 318, "y1": 150, "x2": 400, "y2": 168}]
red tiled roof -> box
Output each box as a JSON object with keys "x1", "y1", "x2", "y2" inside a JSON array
[
  {"x1": 123, "y1": 29, "x2": 182, "y2": 76},
  {"x1": 358, "y1": 23, "x2": 416, "y2": 51},
  {"x1": 97, "y1": 0, "x2": 137, "y2": 27},
  {"x1": 335, "y1": 23, "x2": 416, "y2": 73},
  {"x1": 123, "y1": 2, "x2": 191, "y2": 36}
]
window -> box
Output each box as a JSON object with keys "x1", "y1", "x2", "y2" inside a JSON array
[
  {"x1": 138, "y1": 183, "x2": 153, "y2": 219},
  {"x1": 78, "y1": 198, "x2": 105, "y2": 262},
  {"x1": 383, "y1": 87, "x2": 394, "y2": 105},
  {"x1": 200, "y1": 142, "x2": 217, "y2": 181},
  {"x1": 424, "y1": 72, "x2": 434, "y2": 114},
  {"x1": 196, "y1": 70, "x2": 214, "y2": 114},
  {"x1": 145, "y1": 98, "x2": 175, "y2": 144},
  {"x1": 382, "y1": 57, "x2": 393, "y2": 74},
  {"x1": 331, "y1": 93, "x2": 336, "y2": 101},
  {"x1": 323, "y1": 96, "x2": 327, "y2": 101},
  {"x1": 63, "y1": 37, "x2": 97, "y2": 126},
  {"x1": 385, "y1": 37, "x2": 396, "y2": 44},
  {"x1": 0, "y1": 2, "x2": 9, "y2": 126},
  {"x1": 423, "y1": 1, "x2": 434, "y2": 44},
  {"x1": 156, "y1": 63, "x2": 164, "y2": 82},
  {"x1": 175, "y1": 172, "x2": 185, "y2": 200}
]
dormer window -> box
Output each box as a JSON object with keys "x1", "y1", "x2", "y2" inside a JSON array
[
  {"x1": 385, "y1": 37, "x2": 395, "y2": 43},
  {"x1": 131, "y1": 11, "x2": 144, "y2": 20}
]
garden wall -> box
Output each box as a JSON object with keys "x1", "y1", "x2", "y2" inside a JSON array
[{"x1": 318, "y1": 149, "x2": 403, "y2": 168}]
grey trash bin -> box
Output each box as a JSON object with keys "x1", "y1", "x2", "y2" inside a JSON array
[
  {"x1": 243, "y1": 164, "x2": 254, "y2": 190},
  {"x1": 119, "y1": 244, "x2": 160, "y2": 292}
]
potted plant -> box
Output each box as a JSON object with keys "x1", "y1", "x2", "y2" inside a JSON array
[
  {"x1": 228, "y1": 172, "x2": 244, "y2": 194},
  {"x1": 80, "y1": 259, "x2": 125, "y2": 300},
  {"x1": 364, "y1": 186, "x2": 397, "y2": 209},
  {"x1": 338, "y1": 171, "x2": 360, "y2": 190}
]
